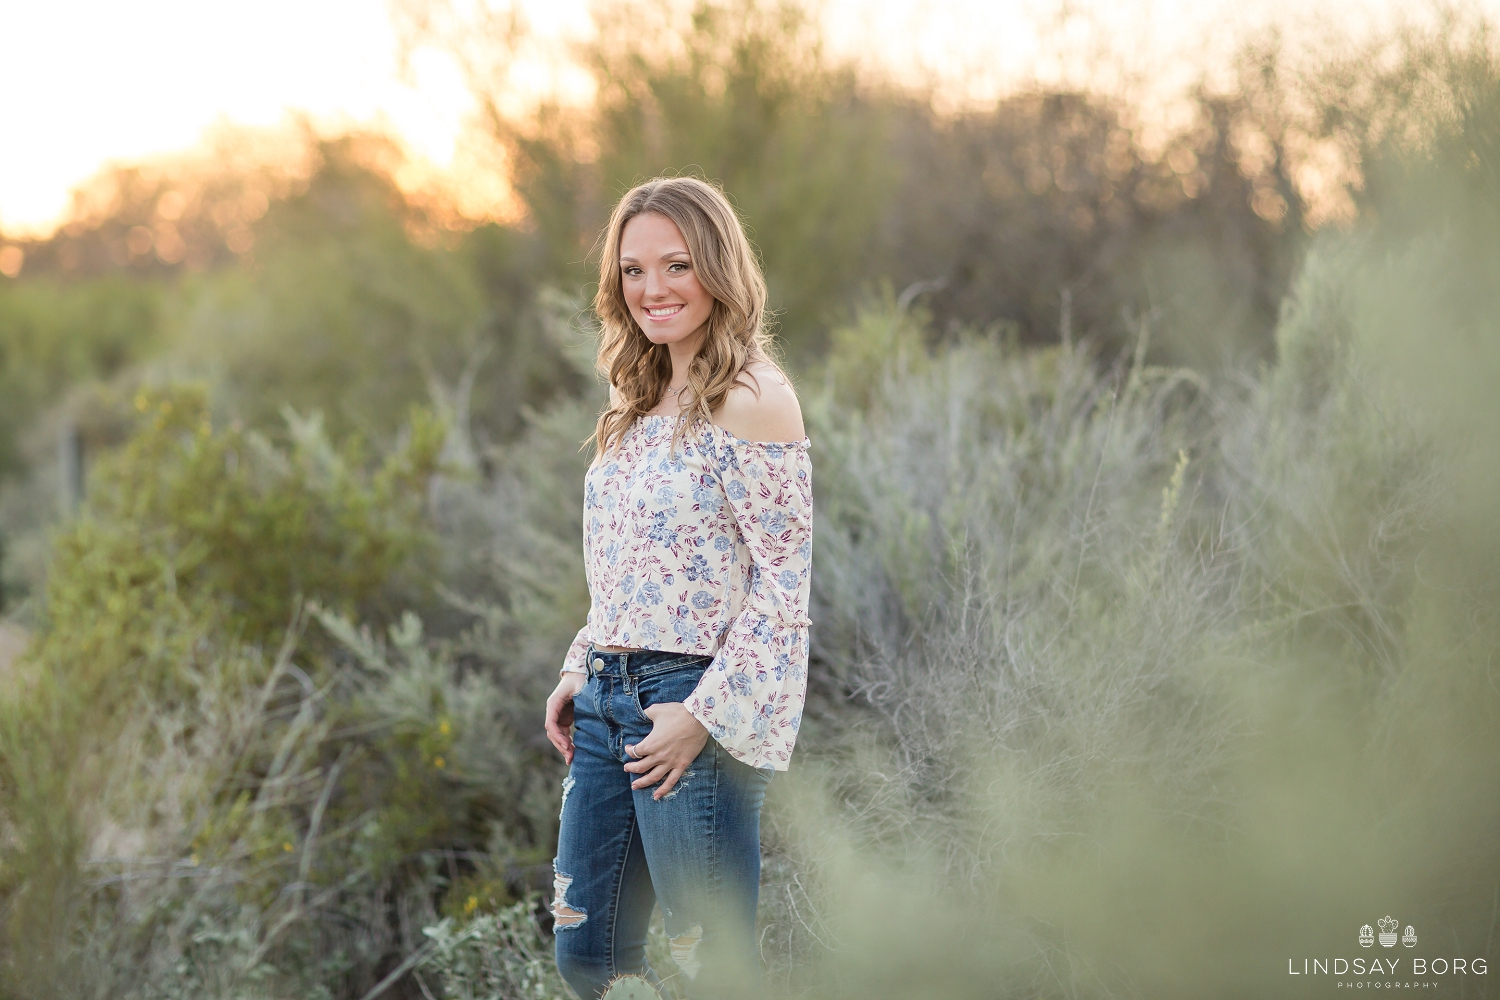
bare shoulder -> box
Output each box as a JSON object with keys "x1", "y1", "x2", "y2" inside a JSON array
[{"x1": 714, "y1": 359, "x2": 806, "y2": 443}]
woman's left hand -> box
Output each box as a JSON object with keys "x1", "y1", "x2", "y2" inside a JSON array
[{"x1": 624, "y1": 703, "x2": 709, "y2": 800}]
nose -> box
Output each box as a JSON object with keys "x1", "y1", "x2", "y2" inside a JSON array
[{"x1": 644, "y1": 267, "x2": 666, "y2": 300}]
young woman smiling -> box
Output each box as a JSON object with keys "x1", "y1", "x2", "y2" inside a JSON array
[{"x1": 542, "y1": 177, "x2": 813, "y2": 999}]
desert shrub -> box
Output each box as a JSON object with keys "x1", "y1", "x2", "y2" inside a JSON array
[
  {"x1": 4, "y1": 211, "x2": 1494, "y2": 1000},
  {"x1": 0, "y1": 390, "x2": 457, "y2": 997},
  {"x1": 0, "y1": 276, "x2": 162, "y2": 478},
  {"x1": 749, "y1": 227, "x2": 1493, "y2": 1000},
  {"x1": 166, "y1": 135, "x2": 581, "y2": 451},
  {"x1": 39, "y1": 384, "x2": 442, "y2": 674},
  {"x1": 405, "y1": 0, "x2": 1306, "y2": 362},
  {"x1": 0, "y1": 604, "x2": 567, "y2": 1000},
  {"x1": 0, "y1": 364, "x2": 612, "y2": 998},
  {"x1": 418, "y1": 900, "x2": 570, "y2": 1000}
]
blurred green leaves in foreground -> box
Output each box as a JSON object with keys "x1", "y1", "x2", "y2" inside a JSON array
[{"x1": 2, "y1": 2, "x2": 1500, "y2": 998}]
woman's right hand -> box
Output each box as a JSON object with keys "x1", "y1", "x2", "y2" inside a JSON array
[{"x1": 545, "y1": 672, "x2": 588, "y2": 765}]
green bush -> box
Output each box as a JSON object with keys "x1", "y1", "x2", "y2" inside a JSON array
[
  {"x1": 142, "y1": 136, "x2": 579, "y2": 456},
  {"x1": 4, "y1": 227, "x2": 1495, "y2": 1000},
  {"x1": 0, "y1": 276, "x2": 161, "y2": 477},
  {"x1": 418, "y1": 900, "x2": 570, "y2": 1000},
  {"x1": 40, "y1": 383, "x2": 442, "y2": 680},
  {"x1": 0, "y1": 388, "x2": 458, "y2": 997}
]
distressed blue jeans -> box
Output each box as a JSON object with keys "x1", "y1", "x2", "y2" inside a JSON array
[{"x1": 552, "y1": 647, "x2": 772, "y2": 1000}]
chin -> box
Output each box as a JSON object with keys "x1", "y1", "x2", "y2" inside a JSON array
[{"x1": 637, "y1": 322, "x2": 691, "y2": 345}]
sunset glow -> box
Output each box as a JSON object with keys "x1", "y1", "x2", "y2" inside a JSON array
[{"x1": 0, "y1": 0, "x2": 1492, "y2": 235}]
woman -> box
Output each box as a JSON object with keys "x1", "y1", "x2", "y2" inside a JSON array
[{"x1": 542, "y1": 176, "x2": 812, "y2": 1000}]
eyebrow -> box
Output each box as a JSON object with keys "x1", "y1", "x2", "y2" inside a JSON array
[{"x1": 619, "y1": 250, "x2": 691, "y2": 263}]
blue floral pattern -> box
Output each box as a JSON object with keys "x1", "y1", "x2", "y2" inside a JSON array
[{"x1": 561, "y1": 414, "x2": 813, "y2": 771}]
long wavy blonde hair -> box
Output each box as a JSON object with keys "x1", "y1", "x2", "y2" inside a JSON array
[{"x1": 589, "y1": 176, "x2": 774, "y2": 457}]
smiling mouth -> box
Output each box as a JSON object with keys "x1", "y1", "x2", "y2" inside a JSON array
[{"x1": 644, "y1": 305, "x2": 684, "y2": 320}]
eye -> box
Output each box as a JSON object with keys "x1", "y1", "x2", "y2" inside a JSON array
[
  {"x1": 668, "y1": 262, "x2": 689, "y2": 273},
  {"x1": 622, "y1": 265, "x2": 642, "y2": 277}
]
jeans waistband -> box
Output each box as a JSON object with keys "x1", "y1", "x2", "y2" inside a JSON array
[{"x1": 585, "y1": 646, "x2": 712, "y2": 679}]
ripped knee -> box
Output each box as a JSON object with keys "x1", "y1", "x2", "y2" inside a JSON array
[
  {"x1": 669, "y1": 924, "x2": 704, "y2": 979},
  {"x1": 550, "y1": 865, "x2": 587, "y2": 930},
  {"x1": 658, "y1": 769, "x2": 693, "y2": 801}
]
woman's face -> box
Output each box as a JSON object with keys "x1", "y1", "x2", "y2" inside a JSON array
[{"x1": 619, "y1": 212, "x2": 714, "y2": 351}]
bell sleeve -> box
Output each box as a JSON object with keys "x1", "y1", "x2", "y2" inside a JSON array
[
  {"x1": 684, "y1": 435, "x2": 813, "y2": 771},
  {"x1": 562, "y1": 481, "x2": 599, "y2": 675},
  {"x1": 560, "y1": 618, "x2": 592, "y2": 675}
]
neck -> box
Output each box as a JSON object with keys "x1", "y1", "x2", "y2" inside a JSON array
[{"x1": 666, "y1": 325, "x2": 707, "y2": 386}]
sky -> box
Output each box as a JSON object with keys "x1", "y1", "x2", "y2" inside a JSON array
[{"x1": 0, "y1": 0, "x2": 1490, "y2": 236}]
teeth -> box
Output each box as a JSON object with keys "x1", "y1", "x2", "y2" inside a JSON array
[{"x1": 647, "y1": 306, "x2": 681, "y2": 316}]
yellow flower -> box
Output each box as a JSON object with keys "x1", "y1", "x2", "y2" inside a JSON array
[
  {"x1": 433, "y1": 756, "x2": 446, "y2": 769},
  {"x1": 283, "y1": 841, "x2": 294, "y2": 853},
  {"x1": 438, "y1": 720, "x2": 451, "y2": 736},
  {"x1": 134, "y1": 393, "x2": 149, "y2": 412},
  {"x1": 464, "y1": 895, "x2": 479, "y2": 915}
]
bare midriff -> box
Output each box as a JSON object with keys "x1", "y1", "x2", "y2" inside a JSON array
[{"x1": 594, "y1": 644, "x2": 642, "y2": 653}]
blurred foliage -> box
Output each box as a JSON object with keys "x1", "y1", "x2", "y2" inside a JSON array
[
  {"x1": 172, "y1": 135, "x2": 579, "y2": 446},
  {"x1": 0, "y1": 277, "x2": 161, "y2": 477},
  {"x1": 0, "y1": 393, "x2": 570, "y2": 998},
  {"x1": 418, "y1": 899, "x2": 570, "y2": 999},
  {"x1": 0, "y1": 132, "x2": 580, "y2": 498},
  {"x1": 405, "y1": 0, "x2": 1306, "y2": 364},
  {"x1": 2, "y1": 129, "x2": 294, "y2": 279},
  {"x1": 0, "y1": 383, "x2": 445, "y2": 907},
  {"x1": 43, "y1": 384, "x2": 443, "y2": 665},
  {"x1": 878, "y1": 77, "x2": 1304, "y2": 370},
  {"x1": 0, "y1": 0, "x2": 1430, "y2": 492}
]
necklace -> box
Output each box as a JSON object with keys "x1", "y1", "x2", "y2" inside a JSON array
[{"x1": 664, "y1": 383, "x2": 687, "y2": 396}]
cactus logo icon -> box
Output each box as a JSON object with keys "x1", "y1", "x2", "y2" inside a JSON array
[
  {"x1": 1359, "y1": 924, "x2": 1375, "y2": 948},
  {"x1": 1379, "y1": 916, "x2": 1400, "y2": 947},
  {"x1": 1403, "y1": 925, "x2": 1418, "y2": 947}
]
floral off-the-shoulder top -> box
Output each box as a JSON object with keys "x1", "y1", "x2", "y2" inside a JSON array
[{"x1": 561, "y1": 413, "x2": 813, "y2": 771}]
